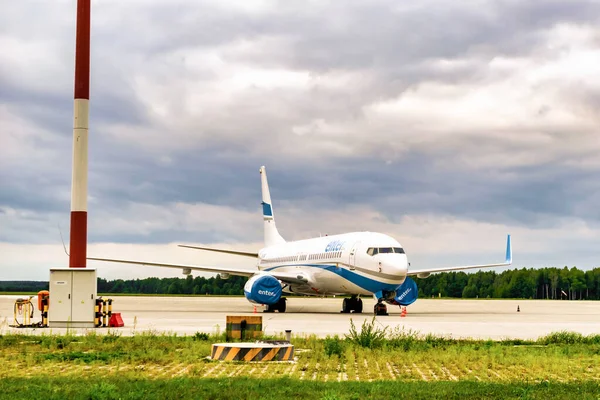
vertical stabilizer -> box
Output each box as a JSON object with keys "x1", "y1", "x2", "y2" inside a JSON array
[{"x1": 260, "y1": 166, "x2": 286, "y2": 246}]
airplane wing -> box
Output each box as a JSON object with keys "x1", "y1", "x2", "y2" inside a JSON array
[
  {"x1": 407, "y1": 234, "x2": 512, "y2": 278},
  {"x1": 87, "y1": 257, "x2": 257, "y2": 277},
  {"x1": 177, "y1": 244, "x2": 259, "y2": 258},
  {"x1": 87, "y1": 257, "x2": 310, "y2": 285}
]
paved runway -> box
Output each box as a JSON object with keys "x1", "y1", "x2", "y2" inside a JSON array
[{"x1": 1, "y1": 295, "x2": 599, "y2": 340}]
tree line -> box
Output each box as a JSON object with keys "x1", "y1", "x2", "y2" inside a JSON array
[
  {"x1": 414, "y1": 266, "x2": 600, "y2": 300},
  {"x1": 0, "y1": 275, "x2": 247, "y2": 296},
  {"x1": 1, "y1": 266, "x2": 599, "y2": 299},
  {"x1": 97, "y1": 275, "x2": 247, "y2": 296}
]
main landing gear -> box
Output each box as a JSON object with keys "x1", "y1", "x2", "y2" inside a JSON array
[
  {"x1": 341, "y1": 295, "x2": 363, "y2": 313},
  {"x1": 374, "y1": 300, "x2": 388, "y2": 316},
  {"x1": 264, "y1": 297, "x2": 287, "y2": 313}
]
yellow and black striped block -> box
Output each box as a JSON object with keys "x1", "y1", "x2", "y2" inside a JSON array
[
  {"x1": 226, "y1": 316, "x2": 263, "y2": 340},
  {"x1": 211, "y1": 343, "x2": 294, "y2": 362}
]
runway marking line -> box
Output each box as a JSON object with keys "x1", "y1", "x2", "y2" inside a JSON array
[
  {"x1": 385, "y1": 362, "x2": 396, "y2": 380},
  {"x1": 312, "y1": 362, "x2": 320, "y2": 380},
  {"x1": 412, "y1": 363, "x2": 428, "y2": 381},
  {"x1": 363, "y1": 359, "x2": 371, "y2": 382},
  {"x1": 441, "y1": 366, "x2": 458, "y2": 381}
]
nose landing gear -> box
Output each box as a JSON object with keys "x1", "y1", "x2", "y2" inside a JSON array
[
  {"x1": 374, "y1": 300, "x2": 388, "y2": 316},
  {"x1": 341, "y1": 295, "x2": 363, "y2": 313}
]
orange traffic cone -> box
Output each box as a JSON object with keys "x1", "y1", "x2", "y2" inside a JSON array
[
  {"x1": 253, "y1": 306, "x2": 257, "y2": 314},
  {"x1": 400, "y1": 307, "x2": 407, "y2": 317}
]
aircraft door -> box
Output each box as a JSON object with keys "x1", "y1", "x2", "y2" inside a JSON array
[{"x1": 348, "y1": 242, "x2": 360, "y2": 270}]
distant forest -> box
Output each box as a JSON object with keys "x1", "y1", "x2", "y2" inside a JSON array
[{"x1": 2, "y1": 266, "x2": 599, "y2": 300}]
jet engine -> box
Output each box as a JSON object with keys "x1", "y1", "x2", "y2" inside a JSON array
[
  {"x1": 385, "y1": 277, "x2": 418, "y2": 306},
  {"x1": 243, "y1": 274, "x2": 282, "y2": 305}
]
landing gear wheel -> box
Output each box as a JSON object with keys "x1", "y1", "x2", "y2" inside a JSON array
[
  {"x1": 374, "y1": 301, "x2": 388, "y2": 316},
  {"x1": 264, "y1": 304, "x2": 275, "y2": 313},
  {"x1": 277, "y1": 298, "x2": 287, "y2": 313},
  {"x1": 264, "y1": 297, "x2": 286, "y2": 313},
  {"x1": 341, "y1": 297, "x2": 363, "y2": 313},
  {"x1": 341, "y1": 298, "x2": 350, "y2": 313},
  {"x1": 354, "y1": 298, "x2": 363, "y2": 313}
]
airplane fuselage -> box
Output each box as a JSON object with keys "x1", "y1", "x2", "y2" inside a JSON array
[{"x1": 256, "y1": 231, "x2": 409, "y2": 297}]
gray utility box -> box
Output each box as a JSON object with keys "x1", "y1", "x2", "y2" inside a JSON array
[{"x1": 49, "y1": 268, "x2": 97, "y2": 328}]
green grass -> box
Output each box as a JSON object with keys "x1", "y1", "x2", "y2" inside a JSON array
[
  {"x1": 0, "y1": 377, "x2": 598, "y2": 400},
  {"x1": 0, "y1": 328, "x2": 599, "y2": 399},
  {"x1": 0, "y1": 329, "x2": 599, "y2": 383}
]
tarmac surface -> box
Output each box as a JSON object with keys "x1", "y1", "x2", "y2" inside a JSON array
[{"x1": 1, "y1": 295, "x2": 599, "y2": 340}]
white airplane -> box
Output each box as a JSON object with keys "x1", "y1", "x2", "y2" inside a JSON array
[{"x1": 89, "y1": 166, "x2": 512, "y2": 315}]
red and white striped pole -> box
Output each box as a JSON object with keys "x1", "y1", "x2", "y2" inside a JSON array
[{"x1": 69, "y1": 0, "x2": 91, "y2": 268}]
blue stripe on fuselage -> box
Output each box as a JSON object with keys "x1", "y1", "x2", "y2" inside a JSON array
[{"x1": 263, "y1": 264, "x2": 401, "y2": 293}]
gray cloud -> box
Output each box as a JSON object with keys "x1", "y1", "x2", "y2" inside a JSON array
[{"x1": 1, "y1": 0, "x2": 600, "y2": 273}]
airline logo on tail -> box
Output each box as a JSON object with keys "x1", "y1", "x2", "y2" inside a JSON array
[{"x1": 262, "y1": 202, "x2": 274, "y2": 220}]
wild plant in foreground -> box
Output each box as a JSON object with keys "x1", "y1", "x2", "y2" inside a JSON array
[{"x1": 345, "y1": 317, "x2": 388, "y2": 349}]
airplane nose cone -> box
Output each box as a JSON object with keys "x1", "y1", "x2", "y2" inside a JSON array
[{"x1": 378, "y1": 254, "x2": 408, "y2": 279}]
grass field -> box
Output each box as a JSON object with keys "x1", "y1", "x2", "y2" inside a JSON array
[
  {"x1": 1, "y1": 378, "x2": 599, "y2": 400},
  {"x1": 0, "y1": 320, "x2": 599, "y2": 399}
]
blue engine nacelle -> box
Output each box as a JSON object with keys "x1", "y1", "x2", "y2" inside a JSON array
[
  {"x1": 385, "y1": 277, "x2": 418, "y2": 306},
  {"x1": 243, "y1": 274, "x2": 282, "y2": 305}
]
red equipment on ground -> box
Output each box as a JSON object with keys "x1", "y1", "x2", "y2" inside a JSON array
[{"x1": 109, "y1": 313, "x2": 124, "y2": 327}]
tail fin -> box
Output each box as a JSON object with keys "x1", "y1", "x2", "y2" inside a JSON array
[
  {"x1": 505, "y1": 234, "x2": 512, "y2": 264},
  {"x1": 260, "y1": 166, "x2": 285, "y2": 246}
]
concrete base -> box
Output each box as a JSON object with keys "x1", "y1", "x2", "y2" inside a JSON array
[{"x1": 211, "y1": 342, "x2": 294, "y2": 361}]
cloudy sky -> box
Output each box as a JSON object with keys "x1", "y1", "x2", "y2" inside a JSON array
[{"x1": 1, "y1": 0, "x2": 599, "y2": 281}]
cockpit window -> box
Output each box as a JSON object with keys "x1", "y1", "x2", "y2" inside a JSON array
[{"x1": 367, "y1": 247, "x2": 405, "y2": 256}]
